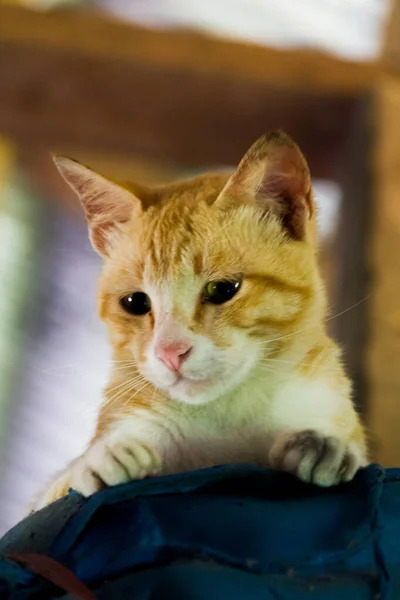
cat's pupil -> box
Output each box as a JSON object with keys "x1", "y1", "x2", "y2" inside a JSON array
[
  {"x1": 120, "y1": 292, "x2": 151, "y2": 315},
  {"x1": 204, "y1": 280, "x2": 241, "y2": 305}
]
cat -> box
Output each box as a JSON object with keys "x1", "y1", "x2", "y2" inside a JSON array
[{"x1": 31, "y1": 130, "x2": 367, "y2": 511}]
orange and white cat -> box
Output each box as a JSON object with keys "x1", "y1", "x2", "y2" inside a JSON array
[{"x1": 32, "y1": 131, "x2": 367, "y2": 511}]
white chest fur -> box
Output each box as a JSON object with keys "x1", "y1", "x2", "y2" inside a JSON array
[{"x1": 108, "y1": 369, "x2": 355, "y2": 475}]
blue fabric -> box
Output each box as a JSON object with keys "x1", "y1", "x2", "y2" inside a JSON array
[{"x1": 0, "y1": 464, "x2": 399, "y2": 598}]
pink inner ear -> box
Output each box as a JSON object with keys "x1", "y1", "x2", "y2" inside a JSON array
[
  {"x1": 83, "y1": 190, "x2": 132, "y2": 223},
  {"x1": 254, "y1": 148, "x2": 313, "y2": 241},
  {"x1": 90, "y1": 220, "x2": 119, "y2": 256},
  {"x1": 215, "y1": 131, "x2": 314, "y2": 240},
  {"x1": 84, "y1": 193, "x2": 134, "y2": 256},
  {"x1": 259, "y1": 148, "x2": 310, "y2": 206}
]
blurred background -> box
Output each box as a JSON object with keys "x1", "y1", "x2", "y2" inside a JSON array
[{"x1": 0, "y1": 0, "x2": 397, "y2": 534}]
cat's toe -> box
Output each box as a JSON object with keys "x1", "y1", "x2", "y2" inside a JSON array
[{"x1": 269, "y1": 430, "x2": 361, "y2": 487}]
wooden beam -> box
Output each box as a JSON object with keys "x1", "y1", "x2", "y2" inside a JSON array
[
  {"x1": 367, "y1": 76, "x2": 400, "y2": 466},
  {"x1": 366, "y1": 1, "x2": 400, "y2": 465},
  {"x1": 382, "y1": 0, "x2": 400, "y2": 74},
  {"x1": 0, "y1": 4, "x2": 378, "y2": 93},
  {"x1": 0, "y1": 4, "x2": 380, "y2": 178},
  {"x1": 0, "y1": 41, "x2": 359, "y2": 180}
]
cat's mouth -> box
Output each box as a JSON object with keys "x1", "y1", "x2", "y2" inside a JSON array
[
  {"x1": 167, "y1": 373, "x2": 214, "y2": 399},
  {"x1": 170, "y1": 374, "x2": 211, "y2": 389}
]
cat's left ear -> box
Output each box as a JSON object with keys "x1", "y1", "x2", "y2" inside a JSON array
[
  {"x1": 215, "y1": 131, "x2": 314, "y2": 240},
  {"x1": 53, "y1": 157, "x2": 140, "y2": 257}
]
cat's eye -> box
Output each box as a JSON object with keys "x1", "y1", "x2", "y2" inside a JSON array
[
  {"x1": 120, "y1": 292, "x2": 151, "y2": 315},
  {"x1": 203, "y1": 279, "x2": 241, "y2": 305}
]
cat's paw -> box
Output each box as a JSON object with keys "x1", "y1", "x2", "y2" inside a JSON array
[
  {"x1": 70, "y1": 432, "x2": 162, "y2": 496},
  {"x1": 269, "y1": 430, "x2": 361, "y2": 486}
]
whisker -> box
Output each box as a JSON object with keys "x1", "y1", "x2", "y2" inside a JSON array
[
  {"x1": 43, "y1": 372, "x2": 146, "y2": 447},
  {"x1": 103, "y1": 378, "x2": 143, "y2": 413},
  {"x1": 253, "y1": 295, "x2": 370, "y2": 348},
  {"x1": 105, "y1": 373, "x2": 145, "y2": 395},
  {"x1": 34, "y1": 358, "x2": 138, "y2": 375},
  {"x1": 110, "y1": 364, "x2": 140, "y2": 374},
  {"x1": 260, "y1": 356, "x2": 304, "y2": 366},
  {"x1": 255, "y1": 364, "x2": 290, "y2": 376},
  {"x1": 105, "y1": 374, "x2": 146, "y2": 402},
  {"x1": 259, "y1": 361, "x2": 343, "y2": 376},
  {"x1": 109, "y1": 375, "x2": 146, "y2": 390},
  {"x1": 110, "y1": 379, "x2": 153, "y2": 416},
  {"x1": 121, "y1": 380, "x2": 152, "y2": 409},
  {"x1": 325, "y1": 295, "x2": 370, "y2": 323},
  {"x1": 110, "y1": 359, "x2": 139, "y2": 364},
  {"x1": 150, "y1": 384, "x2": 158, "y2": 404}
]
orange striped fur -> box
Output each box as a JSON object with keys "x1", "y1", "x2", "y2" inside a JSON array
[{"x1": 30, "y1": 132, "x2": 367, "y2": 513}]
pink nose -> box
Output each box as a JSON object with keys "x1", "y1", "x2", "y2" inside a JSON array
[{"x1": 155, "y1": 342, "x2": 192, "y2": 372}]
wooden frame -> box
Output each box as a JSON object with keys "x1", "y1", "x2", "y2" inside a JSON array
[
  {"x1": 0, "y1": 4, "x2": 378, "y2": 177},
  {"x1": 1, "y1": 2, "x2": 399, "y2": 463}
]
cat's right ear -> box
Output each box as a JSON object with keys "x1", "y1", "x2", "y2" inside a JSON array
[
  {"x1": 214, "y1": 131, "x2": 314, "y2": 241},
  {"x1": 53, "y1": 157, "x2": 141, "y2": 257}
]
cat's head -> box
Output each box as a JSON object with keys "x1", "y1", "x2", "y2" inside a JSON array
[{"x1": 55, "y1": 131, "x2": 324, "y2": 405}]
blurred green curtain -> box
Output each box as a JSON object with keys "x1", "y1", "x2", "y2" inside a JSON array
[{"x1": 0, "y1": 166, "x2": 42, "y2": 477}]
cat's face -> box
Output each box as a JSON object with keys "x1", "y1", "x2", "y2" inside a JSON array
[
  {"x1": 98, "y1": 195, "x2": 317, "y2": 404},
  {"x1": 55, "y1": 131, "x2": 321, "y2": 405}
]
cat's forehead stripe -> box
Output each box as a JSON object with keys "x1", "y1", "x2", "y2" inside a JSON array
[
  {"x1": 138, "y1": 173, "x2": 230, "y2": 277},
  {"x1": 145, "y1": 211, "x2": 204, "y2": 280}
]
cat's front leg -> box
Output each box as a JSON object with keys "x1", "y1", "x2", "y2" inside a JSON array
[
  {"x1": 30, "y1": 419, "x2": 165, "y2": 512},
  {"x1": 70, "y1": 429, "x2": 162, "y2": 496},
  {"x1": 267, "y1": 377, "x2": 368, "y2": 487}
]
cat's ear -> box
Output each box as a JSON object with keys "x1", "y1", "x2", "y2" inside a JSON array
[
  {"x1": 216, "y1": 131, "x2": 314, "y2": 240},
  {"x1": 53, "y1": 157, "x2": 140, "y2": 257}
]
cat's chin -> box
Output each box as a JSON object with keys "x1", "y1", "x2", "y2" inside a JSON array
[{"x1": 166, "y1": 376, "x2": 222, "y2": 405}]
